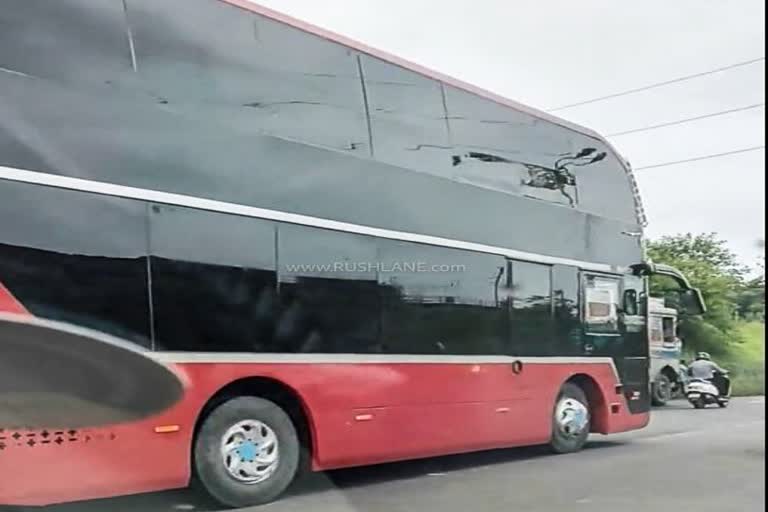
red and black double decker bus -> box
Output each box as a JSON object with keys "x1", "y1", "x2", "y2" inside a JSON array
[{"x1": 0, "y1": 0, "x2": 703, "y2": 507}]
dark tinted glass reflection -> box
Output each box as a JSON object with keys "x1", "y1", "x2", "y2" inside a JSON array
[
  {"x1": 443, "y1": 86, "x2": 576, "y2": 205},
  {"x1": 378, "y1": 241, "x2": 508, "y2": 355},
  {"x1": 149, "y1": 205, "x2": 277, "y2": 352},
  {"x1": 276, "y1": 225, "x2": 381, "y2": 353},
  {"x1": 510, "y1": 261, "x2": 553, "y2": 356},
  {"x1": 620, "y1": 274, "x2": 648, "y2": 357},
  {"x1": 127, "y1": 0, "x2": 368, "y2": 152},
  {"x1": 361, "y1": 56, "x2": 452, "y2": 175},
  {"x1": 552, "y1": 264, "x2": 582, "y2": 356},
  {"x1": 0, "y1": 180, "x2": 151, "y2": 347}
]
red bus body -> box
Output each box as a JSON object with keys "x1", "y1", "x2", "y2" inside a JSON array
[{"x1": 0, "y1": 354, "x2": 645, "y2": 506}]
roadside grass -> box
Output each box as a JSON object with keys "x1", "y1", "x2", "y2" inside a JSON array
[{"x1": 723, "y1": 322, "x2": 765, "y2": 396}]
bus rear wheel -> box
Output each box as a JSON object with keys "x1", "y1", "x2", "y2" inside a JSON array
[
  {"x1": 194, "y1": 396, "x2": 300, "y2": 508},
  {"x1": 549, "y1": 383, "x2": 590, "y2": 454}
]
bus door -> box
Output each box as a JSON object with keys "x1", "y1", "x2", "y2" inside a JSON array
[{"x1": 581, "y1": 272, "x2": 650, "y2": 413}]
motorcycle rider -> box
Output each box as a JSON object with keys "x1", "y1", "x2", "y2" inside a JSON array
[{"x1": 688, "y1": 352, "x2": 730, "y2": 396}]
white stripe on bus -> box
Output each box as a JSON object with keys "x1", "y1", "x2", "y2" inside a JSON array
[
  {"x1": 1, "y1": 164, "x2": 626, "y2": 274},
  {"x1": 150, "y1": 352, "x2": 622, "y2": 382}
]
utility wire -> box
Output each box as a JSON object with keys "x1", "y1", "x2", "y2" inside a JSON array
[
  {"x1": 634, "y1": 146, "x2": 765, "y2": 171},
  {"x1": 549, "y1": 57, "x2": 765, "y2": 112},
  {"x1": 607, "y1": 102, "x2": 765, "y2": 137}
]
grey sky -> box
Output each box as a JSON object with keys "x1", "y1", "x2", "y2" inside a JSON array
[{"x1": 253, "y1": 0, "x2": 765, "y2": 267}]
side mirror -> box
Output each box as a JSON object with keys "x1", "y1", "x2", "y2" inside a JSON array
[
  {"x1": 575, "y1": 147, "x2": 597, "y2": 158},
  {"x1": 680, "y1": 288, "x2": 706, "y2": 316},
  {"x1": 638, "y1": 263, "x2": 708, "y2": 316}
]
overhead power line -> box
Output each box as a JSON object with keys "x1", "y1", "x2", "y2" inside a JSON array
[
  {"x1": 634, "y1": 146, "x2": 765, "y2": 171},
  {"x1": 549, "y1": 57, "x2": 766, "y2": 112},
  {"x1": 607, "y1": 102, "x2": 766, "y2": 137}
]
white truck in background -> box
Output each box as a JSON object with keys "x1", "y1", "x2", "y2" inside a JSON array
[{"x1": 649, "y1": 297, "x2": 685, "y2": 406}]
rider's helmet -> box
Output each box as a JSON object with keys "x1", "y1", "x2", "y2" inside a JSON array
[{"x1": 696, "y1": 352, "x2": 711, "y2": 361}]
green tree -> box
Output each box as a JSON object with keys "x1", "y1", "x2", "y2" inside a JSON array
[
  {"x1": 647, "y1": 232, "x2": 748, "y2": 280},
  {"x1": 736, "y1": 275, "x2": 765, "y2": 321},
  {"x1": 736, "y1": 243, "x2": 765, "y2": 321}
]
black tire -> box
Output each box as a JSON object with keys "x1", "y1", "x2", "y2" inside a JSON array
[
  {"x1": 194, "y1": 397, "x2": 300, "y2": 508},
  {"x1": 651, "y1": 374, "x2": 673, "y2": 406},
  {"x1": 718, "y1": 400, "x2": 729, "y2": 408},
  {"x1": 693, "y1": 399, "x2": 706, "y2": 409},
  {"x1": 674, "y1": 380, "x2": 687, "y2": 399},
  {"x1": 549, "y1": 383, "x2": 590, "y2": 454}
]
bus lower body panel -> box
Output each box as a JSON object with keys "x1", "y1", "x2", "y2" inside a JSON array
[{"x1": 0, "y1": 358, "x2": 648, "y2": 506}]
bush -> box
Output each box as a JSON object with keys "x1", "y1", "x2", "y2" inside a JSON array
[
  {"x1": 679, "y1": 317, "x2": 737, "y2": 358},
  {"x1": 729, "y1": 362, "x2": 765, "y2": 397},
  {"x1": 722, "y1": 322, "x2": 765, "y2": 397}
]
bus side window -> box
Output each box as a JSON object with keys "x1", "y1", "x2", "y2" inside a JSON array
[
  {"x1": 509, "y1": 260, "x2": 554, "y2": 356},
  {"x1": 0, "y1": 180, "x2": 153, "y2": 348},
  {"x1": 149, "y1": 205, "x2": 278, "y2": 352},
  {"x1": 584, "y1": 275, "x2": 620, "y2": 334},
  {"x1": 551, "y1": 265, "x2": 582, "y2": 356},
  {"x1": 277, "y1": 224, "x2": 381, "y2": 354},
  {"x1": 378, "y1": 240, "x2": 508, "y2": 356}
]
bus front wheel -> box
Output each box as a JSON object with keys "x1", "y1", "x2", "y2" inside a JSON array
[
  {"x1": 194, "y1": 396, "x2": 300, "y2": 508},
  {"x1": 549, "y1": 383, "x2": 591, "y2": 454}
]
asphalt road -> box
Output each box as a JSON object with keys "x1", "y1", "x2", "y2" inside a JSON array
[{"x1": 5, "y1": 397, "x2": 764, "y2": 512}]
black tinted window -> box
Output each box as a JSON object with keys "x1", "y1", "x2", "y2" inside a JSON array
[
  {"x1": 0, "y1": 180, "x2": 151, "y2": 347},
  {"x1": 510, "y1": 261, "x2": 553, "y2": 356},
  {"x1": 552, "y1": 264, "x2": 582, "y2": 356},
  {"x1": 276, "y1": 225, "x2": 381, "y2": 354},
  {"x1": 361, "y1": 56, "x2": 452, "y2": 175},
  {"x1": 443, "y1": 86, "x2": 577, "y2": 206},
  {"x1": 149, "y1": 205, "x2": 277, "y2": 352},
  {"x1": 378, "y1": 241, "x2": 508, "y2": 355}
]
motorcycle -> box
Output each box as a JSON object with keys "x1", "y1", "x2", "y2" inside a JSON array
[{"x1": 686, "y1": 371, "x2": 731, "y2": 409}]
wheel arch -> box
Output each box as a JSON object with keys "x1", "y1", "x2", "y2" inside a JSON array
[
  {"x1": 659, "y1": 364, "x2": 680, "y2": 383},
  {"x1": 191, "y1": 376, "x2": 318, "y2": 475},
  {"x1": 564, "y1": 373, "x2": 610, "y2": 434}
]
